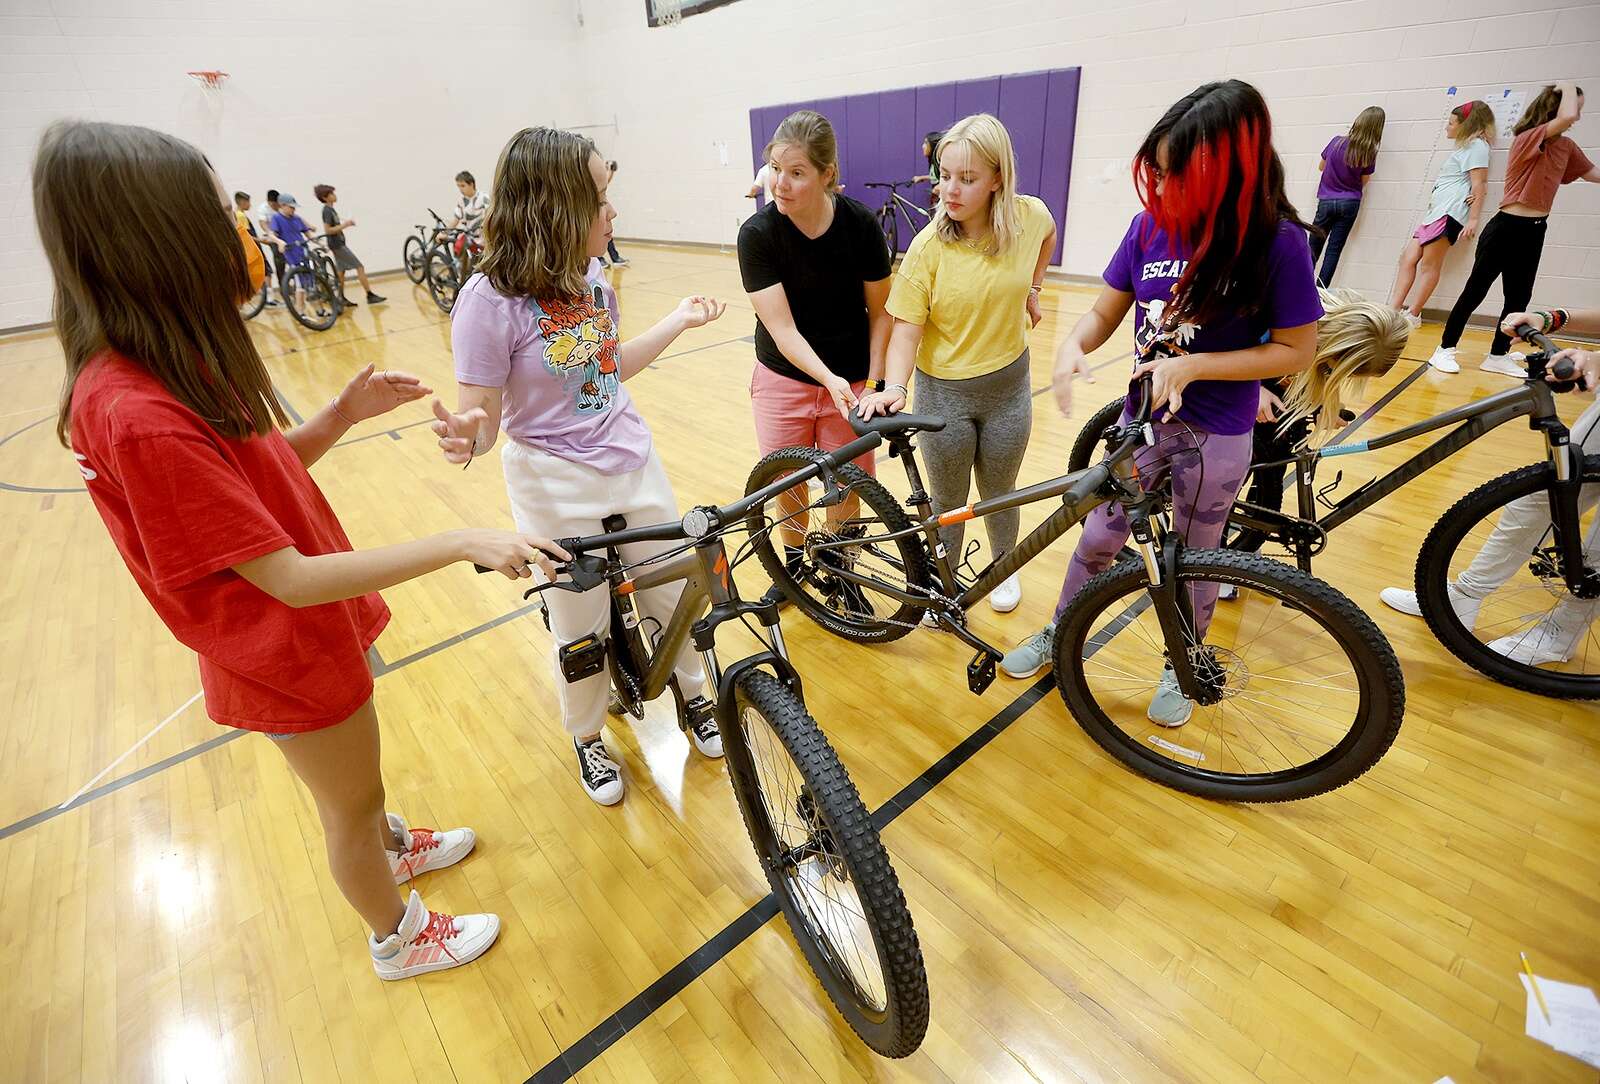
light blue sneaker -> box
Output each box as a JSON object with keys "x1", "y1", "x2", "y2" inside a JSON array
[
  {"x1": 1147, "y1": 667, "x2": 1193, "y2": 727},
  {"x1": 1001, "y1": 623, "x2": 1055, "y2": 678}
]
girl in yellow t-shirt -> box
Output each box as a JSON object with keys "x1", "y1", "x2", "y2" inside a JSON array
[{"x1": 857, "y1": 113, "x2": 1056, "y2": 614}]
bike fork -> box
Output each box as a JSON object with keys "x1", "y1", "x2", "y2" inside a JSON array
[
  {"x1": 1545, "y1": 435, "x2": 1600, "y2": 599},
  {"x1": 1131, "y1": 509, "x2": 1210, "y2": 699}
]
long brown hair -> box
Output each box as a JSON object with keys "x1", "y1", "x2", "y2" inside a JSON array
[
  {"x1": 1344, "y1": 106, "x2": 1384, "y2": 169},
  {"x1": 1514, "y1": 84, "x2": 1585, "y2": 136},
  {"x1": 1451, "y1": 100, "x2": 1496, "y2": 147},
  {"x1": 479, "y1": 127, "x2": 598, "y2": 299},
  {"x1": 35, "y1": 120, "x2": 285, "y2": 447}
]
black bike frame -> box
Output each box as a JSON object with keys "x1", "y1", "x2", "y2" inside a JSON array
[
  {"x1": 789, "y1": 415, "x2": 1217, "y2": 693},
  {"x1": 1228, "y1": 378, "x2": 1591, "y2": 594}
]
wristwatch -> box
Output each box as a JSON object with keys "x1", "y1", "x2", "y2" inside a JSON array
[{"x1": 865, "y1": 378, "x2": 886, "y2": 393}]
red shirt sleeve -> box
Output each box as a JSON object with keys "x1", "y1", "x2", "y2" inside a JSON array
[
  {"x1": 109, "y1": 429, "x2": 294, "y2": 590},
  {"x1": 1563, "y1": 140, "x2": 1595, "y2": 183}
]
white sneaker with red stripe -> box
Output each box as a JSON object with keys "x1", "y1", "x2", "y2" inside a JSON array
[
  {"x1": 386, "y1": 813, "x2": 476, "y2": 884},
  {"x1": 370, "y1": 890, "x2": 500, "y2": 980}
]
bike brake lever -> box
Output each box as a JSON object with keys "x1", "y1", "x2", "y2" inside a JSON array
[{"x1": 473, "y1": 551, "x2": 610, "y2": 592}]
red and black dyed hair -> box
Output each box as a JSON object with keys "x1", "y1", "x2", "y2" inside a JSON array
[{"x1": 1132, "y1": 80, "x2": 1310, "y2": 328}]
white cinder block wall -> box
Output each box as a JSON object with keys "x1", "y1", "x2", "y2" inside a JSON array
[
  {"x1": 0, "y1": 0, "x2": 584, "y2": 330},
  {"x1": 4, "y1": 0, "x2": 1598, "y2": 330},
  {"x1": 578, "y1": 0, "x2": 1600, "y2": 326}
]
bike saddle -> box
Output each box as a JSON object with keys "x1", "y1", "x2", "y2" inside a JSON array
[{"x1": 849, "y1": 411, "x2": 947, "y2": 437}]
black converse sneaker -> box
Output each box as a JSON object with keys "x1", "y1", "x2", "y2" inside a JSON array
[
  {"x1": 681, "y1": 697, "x2": 724, "y2": 758},
  {"x1": 574, "y1": 736, "x2": 624, "y2": 805}
]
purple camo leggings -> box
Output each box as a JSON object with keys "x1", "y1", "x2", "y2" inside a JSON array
[{"x1": 1054, "y1": 420, "x2": 1254, "y2": 634}]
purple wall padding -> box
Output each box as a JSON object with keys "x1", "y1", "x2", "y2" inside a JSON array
[{"x1": 750, "y1": 67, "x2": 1081, "y2": 261}]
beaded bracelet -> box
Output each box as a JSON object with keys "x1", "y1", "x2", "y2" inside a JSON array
[{"x1": 1550, "y1": 308, "x2": 1569, "y2": 333}]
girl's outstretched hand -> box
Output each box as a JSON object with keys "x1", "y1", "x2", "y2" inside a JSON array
[
  {"x1": 337, "y1": 364, "x2": 432, "y2": 422},
  {"x1": 675, "y1": 295, "x2": 728, "y2": 330},
  {"x1": 431, "y1": 398, "x2": 487, "y2": 465}
]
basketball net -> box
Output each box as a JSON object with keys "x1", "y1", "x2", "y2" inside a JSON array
[
  {"x1": 186, "y1": 70, "x2": 229, "y2": 92},
  {"x1": 653, "y1": 0, "x2": 683, "y2": 26}
]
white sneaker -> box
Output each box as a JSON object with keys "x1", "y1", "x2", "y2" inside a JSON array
[
  {"x1": 1402, "y1": 311, "x2": 1422, "y2": 331},
  {"x1": 575, "y1": 736, "x2": 625, "y2": 805},
  {"x1": 387, "y1": 814, "x2": 477, "y2": 884},
  {"x1": 989, "y1": 573, "x2": 1022, "y2": 613},
  {"x1": 1479, "y1": 352, "x2": 1526, "y2": 378},
  {"x1": 1378, "y1": 583, "x2": 1480, "y2": 629},
  {"x1": 1428, "y1": 346, "x2": 1460, "y2": 373},
  {"x1": 370, "y1": 890, "x2": 500, "y2": 980},
  {"x1": 1486, "y1": 621, "x2": 1576, "y2": 666}
]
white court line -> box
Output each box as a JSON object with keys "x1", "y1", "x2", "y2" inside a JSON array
[
  {"x1": 0, "y1": 405, "x2": 53, "y2": 421},
  {"x1": 58, "y1": 690, "x2": 204, "y2": 809}
]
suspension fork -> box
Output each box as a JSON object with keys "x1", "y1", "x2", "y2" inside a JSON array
[
  {"x1": 1128, "y1": 504, "x2": 1212, "y2": 701},
  {"x1": 1543, "y1": 428, "x2": 1600, "y2": 599}
]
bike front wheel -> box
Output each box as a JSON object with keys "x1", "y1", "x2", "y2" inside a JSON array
[
  {"x1": 1053, "y1": 548, "x2": 1404, "y2": 801},
  {"x1": 724, "y1": 669, "x2": 929, "y2": 1057},
  {"x1": 1416, "y1": 455, "x2": 1600, "y2": 699},
  {"x1": 283, "y1": 267, "x2": 340, "y2": 331},
  {"x1": 744, "y1": 447, "x2": 932, "y2": 644}
]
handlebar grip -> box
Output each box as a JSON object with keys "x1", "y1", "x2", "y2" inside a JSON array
[
  {"x1": 1554, "y1": 357, "x2": 1577, "y2": 381},
  {"x1": 473, "y1": 563, "x2": 493, "y2": 574}
]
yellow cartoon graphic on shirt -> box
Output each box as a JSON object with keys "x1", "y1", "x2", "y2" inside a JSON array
[{"x1": 536, "y1": 295, "x2": 619, "y2": 414}]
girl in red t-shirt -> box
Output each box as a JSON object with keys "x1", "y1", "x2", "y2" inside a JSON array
[{"x1": 36, "y1": 119, "x2": 567, "y2": 980}]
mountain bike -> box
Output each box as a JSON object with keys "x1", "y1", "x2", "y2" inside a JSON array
[
  {"x1": 403, "y1": 208, "x2": 447, "y2": 285},
  {"x1": 1066, "y1": 330, "x2": 1596, "y2": 698},
  {"x1": 280, "y1": 234, "x2": 343, "y2": 331},
  {"x1": 475, "y1": 493, "x2": 930, "y2": 1057},
  {"x1": 863, "y1": 178, "x2": 931, "y2": 258},
  {"x1": 743, "y1": 375, "x2": 1405, "y2": 802}
]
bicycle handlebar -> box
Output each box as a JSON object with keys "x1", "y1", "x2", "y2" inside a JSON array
[
  {"x1": 862, "y1": 178, "x2": 928, "y2": 190},
  {"x1": 1515, "y1": 324, "x2": 1579, "y2": 384}
]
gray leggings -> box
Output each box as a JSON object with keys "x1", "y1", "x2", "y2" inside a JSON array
[{"x1": 913, "y1": 349, "x2": 1033, "y2": 561}]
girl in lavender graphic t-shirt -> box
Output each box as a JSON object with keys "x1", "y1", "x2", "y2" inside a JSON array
[
  {"x1": 1002, "y1": 80, "x2": 1323, "y2": 727},
  {"x1": 432, "y1": 127, "x2": 729, "y2": 807}
]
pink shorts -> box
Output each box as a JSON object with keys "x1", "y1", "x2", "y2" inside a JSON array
[
  {"x1": 1413, "y1": 215, "x2": 1463, "y2": 247},
  {"x1": 749, "y1": 363, "x2": 876, "y2": 476}
]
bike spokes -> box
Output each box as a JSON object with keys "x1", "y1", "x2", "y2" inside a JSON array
[{"x1": 740, "y1": 704, "x2": 888, "y2": 1013}]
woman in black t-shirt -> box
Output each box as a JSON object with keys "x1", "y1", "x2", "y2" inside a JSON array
[{"x1": 737, "y1": 109, "x2": 893, "y2": 603}]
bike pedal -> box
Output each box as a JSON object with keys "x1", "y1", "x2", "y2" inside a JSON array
[{"x1": 967, "y1": 650, "x2": 999, "y2": 695}]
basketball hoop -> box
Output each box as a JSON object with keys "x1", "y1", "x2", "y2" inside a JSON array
[
  {"x1": 653, "y1": 0, "x2": 683, "y2": 27},
  {"x1": 186, "y1": 70, "x2": 229, "y2": 91}
]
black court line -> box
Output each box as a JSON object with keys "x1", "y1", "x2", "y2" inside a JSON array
[
  {"x1": 335, "y1": 417, "x2": 433, "y2": 449},
  {"x1": 655, "y1": 333, "x2": 756, "y2": 363},
  {"x1": 0, "y1": 601, "x2": 544, "y2": 842},
  {"x1": 525, "y1": 672, "x2": 1057, "y2": 1084},
  {"x1": 517, "y1": 356, "x2": 1438, "y2": 1083}
]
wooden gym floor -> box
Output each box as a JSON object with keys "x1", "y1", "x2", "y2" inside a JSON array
[{"x1": 1, "y1": 243, "x2": 1596, "y2": 1084}]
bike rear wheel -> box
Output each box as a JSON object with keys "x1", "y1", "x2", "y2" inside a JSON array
[
  {"x1": 723, "y1": 669, "x2": 928, "y2": 1057},
  {"x1": 1416, "y1": 455, "x2": 1600, "y2": 699},
  {"x1": 744, "y1": 447, "x2": 932, "y2": 644},
  {"x1": 403, "y1": 235, "x2": 427, "y2": 283},
  {"x1": 1053, "y1": 548, "x2": 1403, "y2": 801},
  {"x1": 877, "y1": 205, "x2": 898, "y2": 261}
]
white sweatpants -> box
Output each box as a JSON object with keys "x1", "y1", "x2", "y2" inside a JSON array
[
  {"x1": 503, "y1": 441, "x2": 705, "y2": 739},
  {"x1": 1454, "y1": 400, "x2": 1600, "y2": 644}
]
